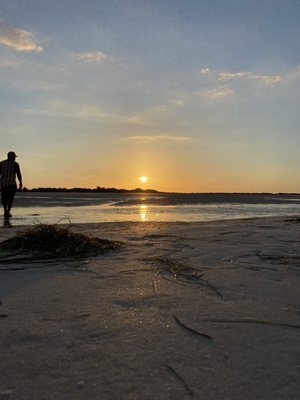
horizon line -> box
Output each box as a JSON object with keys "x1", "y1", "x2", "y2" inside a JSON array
[{"x1": 19, "y1": 187, "x2": 300, "y2": 196}]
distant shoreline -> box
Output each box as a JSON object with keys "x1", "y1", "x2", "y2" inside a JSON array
[
  {"x1": 21, "y1": 187, "x2": 300, "y2": 195},
  {"x1": 22, "y1": 187, "x2": 160, "y2": 193}
]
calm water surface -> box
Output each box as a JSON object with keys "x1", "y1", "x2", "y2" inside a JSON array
[{"x1": 5, "y1": 192, "x2": 300, "y2": 226}]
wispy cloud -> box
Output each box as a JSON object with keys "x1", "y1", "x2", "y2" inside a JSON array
[
  {"x1": 125, "y1": 104, "x2": 176, "y2": 128},
  {"x1": 125, "y1": 134, "x2": 192, "y2": 143},
  {"x1": 218, "y1": 71, "x2": 282, "y2": 85},
  {"x1": 171, "y1": 99, "x2": 185, "y2": 107},
  {"x1": 0, "y1": 19, "x2": 43, "y2": 52},
  {"x1": 126, "y1": 116, "x2": 154, "y2": 126},
  {"x1": 22, "y1": 102, "x2": 136, "y2": 126},
  {"x1": 200, "y1": 68, "x2": 210, "y2": 75},
  {"x1": 204, "y1": 85, "x2": 235, "y2": 99},
  {"x1": 75, "y1": 51, "x2": 108, "y2": 62},
  {"x1": 23, "y1": 103, "x2": 116, "y2": 121}
]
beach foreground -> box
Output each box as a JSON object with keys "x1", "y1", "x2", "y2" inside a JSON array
[{"x1": 0, "y1": 217, "x2": 299, "y2": 399}]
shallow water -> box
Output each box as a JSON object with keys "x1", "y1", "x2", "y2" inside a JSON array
[{"x1": 4, "y1": 192, "x2": 300, "y2": 226}]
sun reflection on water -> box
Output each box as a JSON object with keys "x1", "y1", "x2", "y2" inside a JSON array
[{"x1": 139, "y1": 204, "x2": 148, "y2": 221}]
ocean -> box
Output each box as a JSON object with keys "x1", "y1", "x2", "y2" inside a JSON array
[{"x1": 5, "y1": 192, "x2": 300, "y2": 226}]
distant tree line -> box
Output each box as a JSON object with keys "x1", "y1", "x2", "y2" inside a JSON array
[{"x1": 22, "y1": 186, "x2": 159, "y2": 193}]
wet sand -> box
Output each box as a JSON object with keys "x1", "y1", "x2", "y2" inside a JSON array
[{"x1": 0, "y1": 217, "x2": 299, "y2": 399}]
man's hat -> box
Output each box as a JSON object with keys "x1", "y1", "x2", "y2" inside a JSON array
[{"x1": 7, "y1": 151, "x2": 17, "y2": 158}]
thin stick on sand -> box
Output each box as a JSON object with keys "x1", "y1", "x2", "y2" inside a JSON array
[
  {"x1": 199, "y1": 318, "x2": 300, "y2": 330},
  {"x1": 174, "y1": 315, "x2": 213, "y2": 340},
  {"x1": 151, "y1": 277, "x2": 158, "y2": 295},
  {"x1": 166, "y1": 364, "x2": 194, "y2": 397}
]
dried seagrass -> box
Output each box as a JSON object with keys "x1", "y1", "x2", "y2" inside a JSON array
[{"x1": 0, "y1": 224, "x2": 120, "y2": 259}]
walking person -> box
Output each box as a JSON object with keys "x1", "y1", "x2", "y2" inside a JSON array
[{"x1": 0, "y1": 151, "x2": 23, "y2": 219}]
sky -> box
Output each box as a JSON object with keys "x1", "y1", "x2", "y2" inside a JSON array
[{"x1": 0, "y1": 0, "x2": 299, "y2": 192}]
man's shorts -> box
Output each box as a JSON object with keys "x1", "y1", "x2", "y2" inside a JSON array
[{"x1": 1, "y1": 185, "x2": 17, "y2": 201}]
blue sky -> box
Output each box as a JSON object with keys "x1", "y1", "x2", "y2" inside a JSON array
[{"x1": 0, "y1": 0, "x2": 299, "y2": 192}]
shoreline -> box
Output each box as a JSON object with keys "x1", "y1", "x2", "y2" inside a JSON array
[
  {"x1": 14, "y1": 191, "x2": 300, "y2": 208},
  {"x1": 6, "y1": 192, "x2": 300, "y2": 226},
  {"x1": 0, "y1": 216, "x2": 299, "y2": 399},
  {"x1": 0, "y1": 215, "x2": 296, "y2": 247}
]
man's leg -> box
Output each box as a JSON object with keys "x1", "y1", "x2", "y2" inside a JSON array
[
  {"x1": 6, "y1": 187, "x2": 16, "y2": 217},
  {"x1": 1, "y1": 190, "x2": 9, "y2": 217},
  {"x1": 7, "y1": 199, "x2": 14, "y2": 215}
]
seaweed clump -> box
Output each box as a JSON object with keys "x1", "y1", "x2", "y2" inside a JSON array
[{"x1": 0, "y1": 224, "x2": 120, "y2": 259}]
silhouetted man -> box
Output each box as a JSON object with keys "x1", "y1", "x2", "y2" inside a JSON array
[{"x1": 0, "y1": 151, "x2": 23, "y2": 219}]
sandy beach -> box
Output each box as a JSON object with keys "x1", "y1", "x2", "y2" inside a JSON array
[{"x1": 0, "y1": 217, "x2": 299, "y2": 399}]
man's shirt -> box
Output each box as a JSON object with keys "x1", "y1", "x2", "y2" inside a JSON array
[{"x1": 0, "y1": 160, "x2": 21, "y2": 187}]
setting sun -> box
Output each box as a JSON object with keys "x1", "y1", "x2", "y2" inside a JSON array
[{"x1": 139, "y1": 176, "x2": 148, "y2": 183}]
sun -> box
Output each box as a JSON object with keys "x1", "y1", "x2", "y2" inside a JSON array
[{"x1": 139, "y1": 176, "x2": 148, "y2": 183}]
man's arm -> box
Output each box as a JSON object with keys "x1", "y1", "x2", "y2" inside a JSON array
[{"x1": 15, "y1": 163, "x2": 23, "y2": 189}]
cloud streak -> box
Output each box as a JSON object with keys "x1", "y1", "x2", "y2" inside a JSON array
[
  {"x1": 22, "y1": 103, "x2": 117, "y2": 121},
  {"x1": 125, "y1": 134, "x2": 192, "y2": 143},
  {"x1": 75, "y1": 51, "x2": 108, "y2": 62},
  {"x1": 218, "y1": 71, "x2": 282, "y2": 85},
  {"x1": 0, "y1": 19, "x2": 42, "y2": 52},
  {"x1": 204, "y1": 85, "x2": 235, "y2": 99}
]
